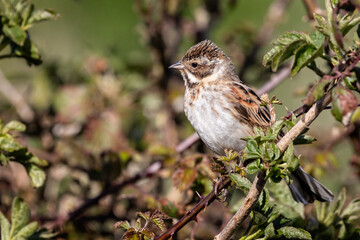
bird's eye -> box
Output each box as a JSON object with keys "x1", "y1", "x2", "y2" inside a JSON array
[{"x1": 192, "y1": 62, "x2": 198, "y2": 68}]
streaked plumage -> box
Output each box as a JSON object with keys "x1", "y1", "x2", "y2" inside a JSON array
[{"x1": 170, "y1": 40, "x2": 333, "y2": 204}]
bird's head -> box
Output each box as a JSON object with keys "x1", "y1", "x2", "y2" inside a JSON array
[{"x1": 170, "y1": 40, "x2": 237, "y2": 88}]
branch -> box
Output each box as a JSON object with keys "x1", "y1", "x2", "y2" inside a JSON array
[
  {"x1": 48, "y1": 161, "x2": 162, "y2": 229},
  {"x1": 176, "y1": 65, "x2": 291, "y2": 153},
  {"x1": 213, "y1": 92, "x2": 332, "y2": 240},
  {"x1": 213, "y1": 172, "x2": 266, "y2": 240},
  {"x1": 155, "y1": 177, "x2": 232, "y2": 240},
  {"x1": 0, "y1": 69, "x2": 35, "y2": 122},
  {"x1": 302, "y1": 0, "x2": 322, "y2": 20}
]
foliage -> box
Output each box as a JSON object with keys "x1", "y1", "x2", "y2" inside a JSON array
[
  {"x1": 114, "y1": 210, "x2": 171, "y2": 240},
  {"x1": 0, "y1": 120, "x2": 47, "y2": 187},
  {"x1": 311, "y1": 188, "x2": 360, "y2": 239},
  {"x1": 0, "y1": 0, "x2": 58, "y2": 65},
  {"x1": 0, "y1": 197, "x2": 56, "y2": 240}
]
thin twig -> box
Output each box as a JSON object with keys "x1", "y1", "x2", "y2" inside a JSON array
[
  {"x1": 302, "y1": 0, "x2": 322, "y2": 20},
  {"x1": 0, "y1": 69, "x2": 35, "y2": 122},
  {"x1": 257, "y1": 64, "x2": 291, "y2": 96},
  {"x1": 176, "y1": 65, "x2": 291, "y2": 153}
]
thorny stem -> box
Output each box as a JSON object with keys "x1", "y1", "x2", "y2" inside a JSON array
[
  {"x1": 307, "y1": 61, "x2": 326, "y2": 77},
  {"x1": 155, "y1": 177, "x2": 232, "y2": 240}
]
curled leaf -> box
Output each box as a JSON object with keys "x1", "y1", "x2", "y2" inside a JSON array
[{"x1": 331, "y1": 86, "x2": 359, "y2": 125}]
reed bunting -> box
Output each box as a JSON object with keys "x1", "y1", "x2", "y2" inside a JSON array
[{"x1": 170, "y1": 40, "x2": 333, "y2": 204}]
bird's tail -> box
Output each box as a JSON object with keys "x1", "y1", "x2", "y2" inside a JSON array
[{"x1": 288, "y1": 167, "x2": 334, "y2": 204}]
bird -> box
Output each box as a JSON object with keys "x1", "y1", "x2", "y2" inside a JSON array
[{"x1": 169, "y1": 39, "x2": 334, "y2": 204}]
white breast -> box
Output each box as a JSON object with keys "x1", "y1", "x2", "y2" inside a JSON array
[{"x1": 184, "y1": 85, "x2": 253, "y2": 156}]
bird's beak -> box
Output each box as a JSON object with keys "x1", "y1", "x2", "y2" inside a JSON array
[{"x1": 169, "y1": 61, "x2": 184, "y2": 70}]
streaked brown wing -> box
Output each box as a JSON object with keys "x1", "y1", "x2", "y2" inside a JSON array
[{"x1": 227, "y1": 82, "x2": 271, "y2": 130}]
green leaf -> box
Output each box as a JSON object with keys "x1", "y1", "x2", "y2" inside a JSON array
[
  {"x1": 0, "y1": 153, "x2": 9, "y2": 165},
  {"x1": 2, "y1": 24, "x2": 27, "y2": 46},
  {"x1": 28, "y1": 156, "x2": 48, "y2": 167},
  {"x1": 342, "y1": 16, "x2": 360, "y2": 36},
  {"x1": 273, "y1": 144, "x2": 281, "y2": 160},
  {"x1": 265, "y1": 143, "x2": 274, "y2": 160},
  {"x1": 264, "y1": 222, "x2": 276, "y2": 238},
  {"x1": 283, "y1": 143, "x2": 300, "y2": 172},
  {"x1": 10, "y1": 197, "x2": 30, "y2": 237},
  {"x1": 306, "y1": 80, "x2": 330, "y2": 106},
  {"x1": 271, "y1": 120, "x2": 285, "y2": 137},
  {"x1": 13, "y1": 38, "x2": 42, "y2": 66},
  {"x1": 28, "y1": 9, "x2": 58, "y2": 24},
  {"x1": 273, "y1": 31, "x2": 307, "y2": 46},
  {"x1": 344, "y1": 76, "x2": 357, "y2": 91},
  {"x1": 331, "y1": 188, "x2": 346, "y2": 215},
  {"x1": 341, "y1": 199, "x2": 360, "y2": 220},
  {"x1": 277, "y1": 226, "x2": 311, "y2": 239},
  {"x1": 338, "y1": 220, "x2": 346, "y2": 239},
  {"x1": 0, "y1": 136, "x2": 23, "y2": 152},
  {"x1": 122, "y1": 228, "x2": 141, "y2": 240},
  {"x1": 246, "y1": 159, "x2": 260, "y2": 174},
  {"x1": 140, "y1": 228, "x2": 155, "y2": 240},
  {"x1": 309, "y1": 30, "x2": 325, "y2": 48},
  {"x1": 294, "y1": 135, "x2": 317, "y2": 145},
  {"x1": 283, "y1": 143, "x2": 294, "y2": 163},
  {"x1": 244, "y1": 140, "x2": 261, "y2": 160},
  {"x1": 331, "y1": 85, "x2": 359, "y2": 124},
  {"x1": 291, "y1": 43, "x2": 322, "y2": 76},
  {"x1": 266, "y1": 32, "x2": 309, "y2": 71},
  {"x1": 13, "y1": 221, "x2": 37, "y2": 239},
  {"x1": 1, "y1": 0, "x2": 19, "y2": 22},
  {"x1": 263, "y1": 46, "x2": 283, "y2": 67},
  {"x1": 21, "y1": 3, "x2": 34, "y2": 26},
  {"x1": 269, "y1": 166, "x2": 282, "y2": 183},
  {"x1": 314, "y1": 13, "x2": 331, "y2": 37},
  {"x1": 251, "y1": 211, "x2": 267, "y2": 225},
  {"x1": 271, "y1": 49, "x2": 285, "y2": 72},
  {"x1": 114, "y1": 220, "x2": 131, "y2": 230},
  {"x1": 331, "y1": 97, "x2": 343, "y2": 122},
  {"x1": 0, "y1": 211, "x2": 10, "y2": 240},
  {"x1": 24, "y1": 164, "x2": 46, "y2": 188},
  {"x1": 137, "y1": 212, "x2": 150, "y2": 221},
  {"x1": 326, "y1": 0, "x2": 334, "y2": 27},
  {"x1": 151, "y1": 217, "x2": 165, "y2": 231},
  {"x1": 258, "y1": 188, "x2": 269, "y2": 211},
  {"x1": 229, "y1": 173, "x2": 252, "y2": 193},
  {"x1": 276, "y1": 41, "x2": 311, "y2": 72},
  {"x1": 2, "y1": 120, "x2": 26, "y2": 134}
]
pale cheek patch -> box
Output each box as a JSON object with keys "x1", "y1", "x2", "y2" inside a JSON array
[
  {"x1": 202, "y1": 60, "x2": 225, "y2": 83},
  {"x1": 186, "y1": 71, "x2": 199, "y2": 84}
]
